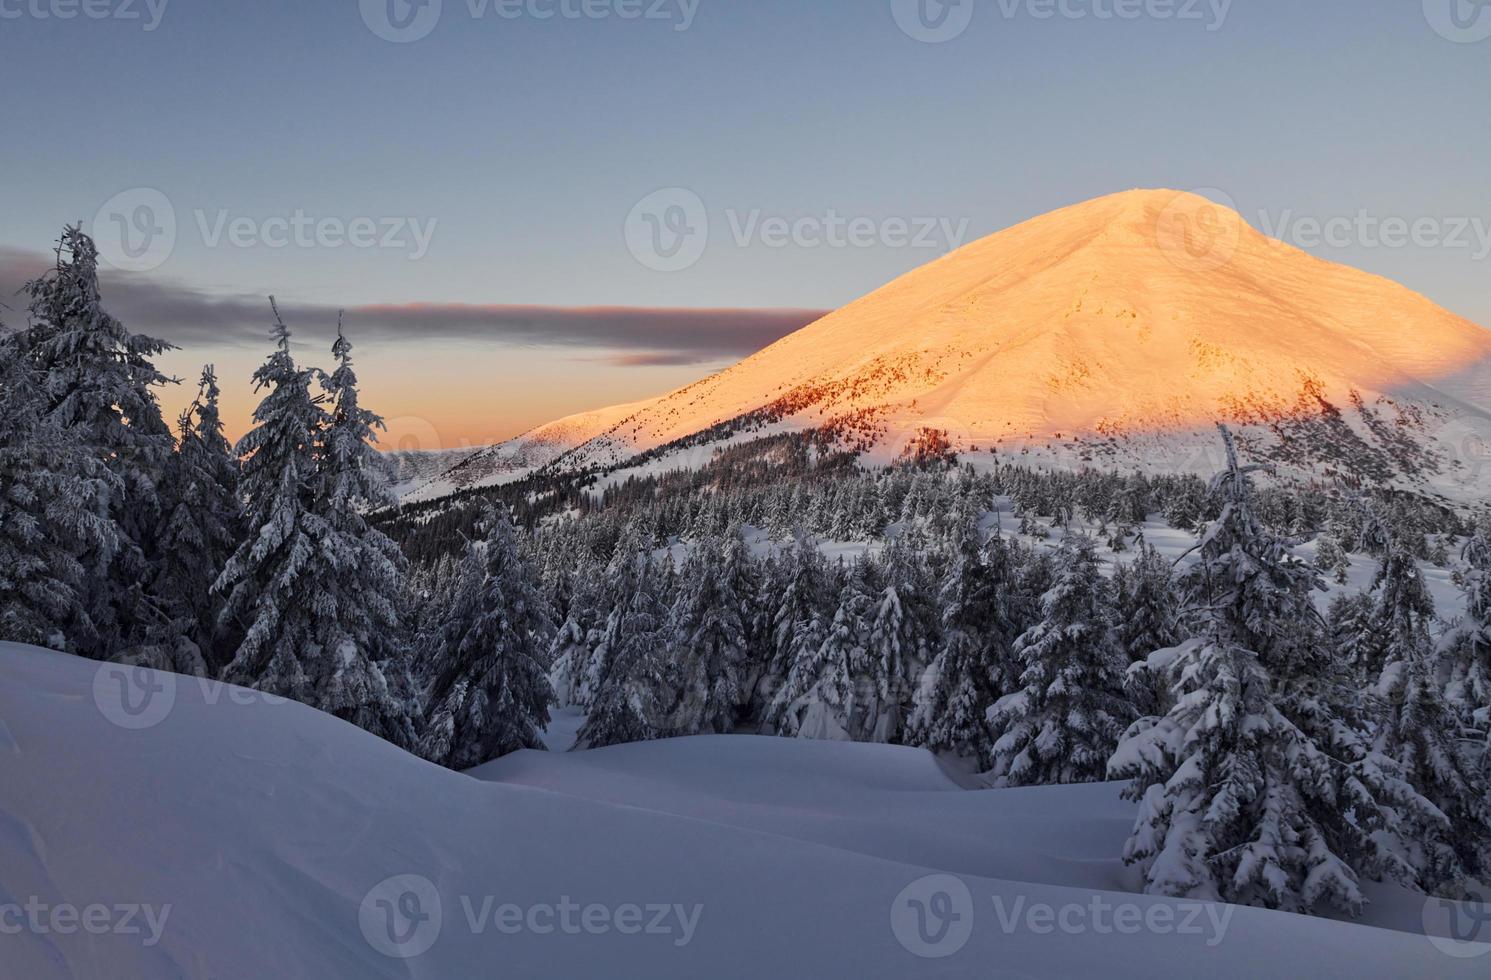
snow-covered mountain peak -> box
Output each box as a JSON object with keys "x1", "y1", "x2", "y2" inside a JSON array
[{"x1": 412, "y1": 190, "x2": 1491, "y2": 504}]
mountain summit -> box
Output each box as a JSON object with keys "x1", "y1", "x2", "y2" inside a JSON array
[{"x1": 419, "y1": 190, "x2": 1491, "y2": 501}]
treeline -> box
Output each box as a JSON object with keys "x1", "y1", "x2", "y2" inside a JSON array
[{"x1": 410, "y1": 432, "x2": 1489, "y2": 916}]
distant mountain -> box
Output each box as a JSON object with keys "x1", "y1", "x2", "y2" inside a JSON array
[
  {"x1": 403, "y1": 397, "x2": 660, "y2": 503},
  {"x1": 411, "y1": 189, "x2": 1491, "y2": 504}
]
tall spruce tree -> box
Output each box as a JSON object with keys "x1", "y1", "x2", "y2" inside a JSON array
[
  {"x1": 575, "y1": 548, "x2": 669, "y2": 750},
  {"x1": 0, "y1": 329, "x2": 115, "y2": 651},
  {"x1": 312, "y1": 325, "x2": 419, "y2": 748},
  {"x1": 215, "y1": 303, "x2": 330, "y2": 703},
  {"x1": 1368, "y1": 534, "x2": 1490, "y2": 895},
  {"x1": 1445, "y1": 522, "x2": 1491, "y2": 730},
  {"x1": 1114, "y1": 541, "x2": 1180, "y2": 664},
  {"x1": 988, "y1": 535, "x2": 1134, "y2": 785},
  {"x1": 155, "y1": 366, "x2": 243, "y2": 671},
  {"x1": 420, "y1": 506, "x2": 554, "y2": 768},
  {"x1": 863, "y1": 538, "x2": 938, "y2": 743},
  {"x1": 771, "y1": 560, "x2": 875, "y2": 740},
  {"x1": 906, "y1": 521, "x2": 1012, "y2": 767},
  {"x1": 665, "y1": 530, "x2": 752, "y2": 735},
  {"x1": 21, "y1": 227, "x2": 178, "y2": 660},
  {"x1": 1109, "y1": 425, "x2": 1402, "y2": 915}
]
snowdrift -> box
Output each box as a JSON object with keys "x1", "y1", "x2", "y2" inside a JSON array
[{"x1": 0, "y1": 643, "x2": 1484, "y2": 978}]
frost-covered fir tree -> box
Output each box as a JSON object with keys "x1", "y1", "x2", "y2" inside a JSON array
[
  {"x1": 420, "y1": 506, "x2": 554, "y2": 768},
  {"x1": 770, "y1": 560, "x2": 875, "y2": 740},
  {"x1": 906, "y1": 521, "x2": 1013, "y2": 767},
  {"x1": 1368, "y1": 534, "x2": 1490, "y2": 895},
  {"x1": 863, "y1": 538, "x2": 939, "y2": 743},
  {"x1": 760, "y1": 534, "x2": 833, "y2": 729},
  {"x1": 547, "y1": 572, "x2": 605, "y2": 710},
  {"x1": 1114, "y1": 541, "x2": 1180, "y2": 664},
  {"x1": 21, "y1": 227, "x2": 178, "y2": 660},
  {"x1": 1109, "y1": 425, "x2": 1399, "y2": 916},
  {"x1": 664, "y1": 530, "x2": 752, "y2": 735},
  {"x1": 215, "y1": 303, "x2": 332, "y2": 703},
  {"x1": 1315, "y1": 532, "x2": 1353, "y2": 585},
  {"x1": 765, "y1": 533, "x2": 832, "y2": 678},
  {"x1": 1445, "y1": 523, "x2": 1491, "y2": 729},
  {"x1": 988, "y1": 535, "x2": 1134, "y2": 786},
  {"x1": 1326, "y1": 591, "x2": 1376, "y2": 681},
  {"x1": 155, "y1": 366, "x2": 242, "y2": 671},
  {"x1": 564, "y1": 522, "x2": 652, "y2": 711},
  {"x1": 0, "y1": 329, "x2": 115, "y2": 651},
  {"x1": 1352, "y1": 533, "x2": 1437, "y2": 683},
  {"x1": 311, "y1": 325, "x2": 419, "y2": 748},
  {"x1": 575, "y1": 548, "x2": 669, "y2": 750}
]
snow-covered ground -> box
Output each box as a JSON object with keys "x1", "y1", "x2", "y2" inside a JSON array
[{"x1": 2, "y1": 643, "x2": 1486, "y2": 978}]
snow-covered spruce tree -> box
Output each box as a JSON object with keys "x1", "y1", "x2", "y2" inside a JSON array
[
  {"x1": 215, "y1": 303, "x2": 332, "y2": 704},
  {"x1": 566, "y1": 522, "x2": 652, "y2": 711},
  {"x1": 309, "y1": 325, "x2": 419, "y2": 747},
  {"x1": 21, "y1": 227, "x2": 178, "y2": 660},
  {"x1": 1115, "y1": 541, "x2": 1180, "y2": 664},
  {"x1": 1314, "y1": 532, "x2": 1353, "y2": 586},
  {"x1": 863, "y1": 537, "x2": 939, "y2": 743},
  {"x1": 758, "y1": 532, "x2": 831, "y2": 724},
  {"x1": 0, "y1": 329, "x2": 115, "y2": 651},
  {"x1": 1108, "y1": 424, "x2": 1399, "y2": 916},
  {"x1": 906, "y1": 520, "x2": 1014, "y2": 768},
  {"x1": 575, "y1": 548, "x2": 669, "y2": 750},
  {"x1": 547, "y1": 571, "x2": 605, "y2": 710},
  {"x1": 987, "y1": 535, "x2": 1134, "y2": 786},
  {"x1": 1368, "y1": 534, "x2": 1491, "y2": 895},
  {"x1": 1326, "y1": 591, "x2": 1376, "y2": 680},
  {"x1": 1352, "y1": 533, "x2": 1438, "y2": 684},
  {"x1": 664, "y1": 530, "x2": 752, "y2": 735},
  {"x1": 420, "y1": 505, "x2": 555, "y2": 768},
  {"x1": 154, "y1": 366, "x2": 243, "y2": 672},
  {"x1": 770, "y1": 559, "x2": 876, "y2": 740},
  {"x1": 1445, "y1": 522, "x2": 1491, "y2": 730}
]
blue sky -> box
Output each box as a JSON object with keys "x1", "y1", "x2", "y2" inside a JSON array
[{"x1": 2, "y1": 0, "x2": 1488, "y2": 444}]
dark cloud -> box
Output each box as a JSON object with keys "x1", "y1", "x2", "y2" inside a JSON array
[
  {"x1": 0, "y1": 247, "x2": 825, "y2": 362},
  {"x1": 598, "y1": 352, "x2": 726, "y2": 368}
]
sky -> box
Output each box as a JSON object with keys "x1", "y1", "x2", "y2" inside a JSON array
[{"x1": 2, "y1": 0, "x2": 1488, "y2": 448}]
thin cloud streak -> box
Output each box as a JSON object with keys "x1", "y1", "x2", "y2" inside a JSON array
[{"x1": 0, "y1": 248, "x2": 825, "y2": 362}]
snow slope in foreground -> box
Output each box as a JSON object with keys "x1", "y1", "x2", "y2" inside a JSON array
[{"x1": 1, "y1": 643, "x2": 1486, "y2": 979}]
